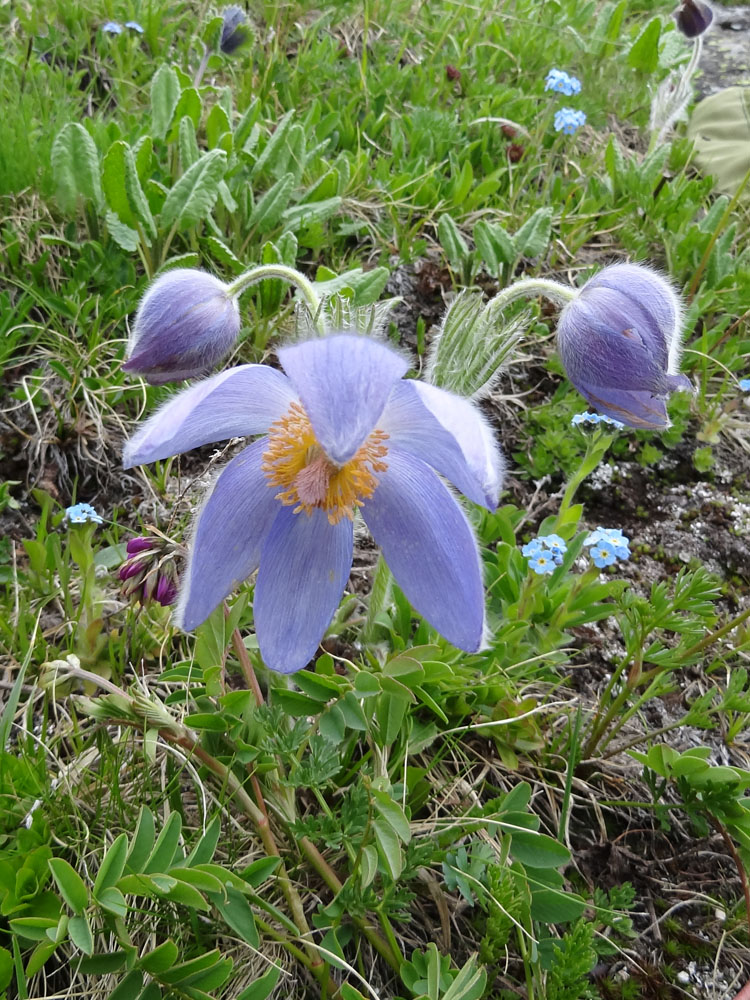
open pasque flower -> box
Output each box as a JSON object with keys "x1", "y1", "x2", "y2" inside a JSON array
[
  {"x1": 124, "y1": 334, "x2": 504, "y2": 673},
  {"x1": 124, "y1": 269, "x2": 241, "y2": 385},
  {"x1": 557, "y1": 263, "x2": 692, "y2": 429}
]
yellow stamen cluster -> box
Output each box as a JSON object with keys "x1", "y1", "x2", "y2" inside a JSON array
[{"x1": 262, "y1": 402, "x2": 389, "y2": 524}]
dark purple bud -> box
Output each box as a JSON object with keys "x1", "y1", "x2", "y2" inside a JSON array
[
  {"x1": 119, "y1": 558, "x2": 146, "y2": 582},
  {"x1": 220, "y1": 6, "x2": 250, "y2": 54},
  {"x1": 126, "y1": 536, "x2": 154, "y2": 556},
  {"x1": 557, "y1": 263, "x2": 692, "y2": 430},
  {"x1": 675, "y1": 0, "x2": 713, "y2": 37},
  {"x1": 123, "y1": 269, "x2": 241, "y2": 385},
  {"x1": 154, "y1": 575, "x2": 178, "y2": 607}
]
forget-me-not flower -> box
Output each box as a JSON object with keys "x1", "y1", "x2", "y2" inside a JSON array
[
  {"x1": 102, "y1": 21, "x2": 124, "y2": 34},
  {"x1": 554, "y1": 108, "x2": 586, "y2": 134},
  {"x1": 124, "y1": 334, "x2": 504, "y2": 673},
  {"x1": 545, "y1": 69, "x2": 582, "y2": 96},
  {"x1": 125, "y1": 20, "x2": 144, "y2": 33},
  {"x1": 557, "y1": 263, "x2": 692, "y2": 429},
  {"x1": 584, "y1": 527, "x2": 630, "y2": 567},
  {"x1": 65, "y1": 503, "x2": 103, "y2": 525},
  {"x1": 739, "y1": 378, "x2": 750, "y2": 392},
  {"x1": 522, "y1": 534, "x2": 567, "y2": 573}
]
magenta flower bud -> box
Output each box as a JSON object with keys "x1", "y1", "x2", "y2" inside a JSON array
[
  {"x1": 557, "y1": 263, "x2": 692, "y2": 430},
  {"x1": 126, "y1": 536, "x2": 154, "y2": 556},
  {"x1": 675, "y1": 0, "x2": 713, "y2": 37},
  {"x1": 119, "y1": 558, "x2": 146, "y2": 582},
  {"x1": 123, "y1": 269, "x2": 241, "y2": 385},
  {"x1": 154, "y1": 575, "x2": 178, "y2": 607}
]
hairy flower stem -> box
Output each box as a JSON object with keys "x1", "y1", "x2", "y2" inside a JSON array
[
  {"x1": 226, "y1": 264, "x2": 324, "y2": 332},
  {"x1": 553, "y1": 430, "x2": 615, "y2": 528},
  {"x1": 486, "y1": 277, "x2": 577, "y2": 313}
]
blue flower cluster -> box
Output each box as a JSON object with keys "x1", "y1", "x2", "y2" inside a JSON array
[
  {"x1": 584, "y1": 527, "x2": 630, "y2": 568},
  {"x1": 545, "y1": 69, "x2": 582, "y2": 96},
  {"x1": 65, "y1": 503, "x2": 103, "y2": 525},
  {"x1": 102, "y1": 20, "x2": 144, "y2": 34},
  {"x1": 571, "y1": 411, "x2": 625, "y2": 430},
  {"x1": 521, "y1": 534, "x2": 567, "y2": 575},
  {"x1": 554, "y1": 108, "x2": 587, "y2": 135},
  {"x1": 739, "y1": 378, "x2": 750, "y2": 392}
]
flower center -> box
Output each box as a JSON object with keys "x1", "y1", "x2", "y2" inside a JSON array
[{"x1": 262, "y1": 402, "x2": 389, "y2": 524}]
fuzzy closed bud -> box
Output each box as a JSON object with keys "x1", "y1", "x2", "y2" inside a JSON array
[
  {"x1": 557, "y1": 263, "x2": 692, "y2": 430},
  {"x1": 220, "y1": 5, "x2": 250, "y2": 54},
  {"x1": 119, "y1": 532, "x2": 179, "y2": 607},
  {"x1": 123, "y1": 269, "x2": 241, "y2": 385},
  {"x1": 675, "y1": 0, "x2": 713, "y2": 37}
]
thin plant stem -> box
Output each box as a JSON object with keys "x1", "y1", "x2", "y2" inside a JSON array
[
  {"x1": 711, "y1": 817, "x2": 750, "y2": 943},
  {"x1": 226, "y1": 264, "x2": 324, "y2": 330},
  {"x1": 231, "y1": 624, "x2": 265, "y2": 707}
]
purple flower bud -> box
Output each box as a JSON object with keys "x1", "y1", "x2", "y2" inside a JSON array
[
  {"x1": 220, "y1": 6, "x2": 250, "y2": 54},
  {"x1": 119, "y1": 558, "x2": 146, "y2": 582},
  {"x1": 126, "y1": 536, "x2": 154, "y2": 556},
  {"x1": 124, "y1": 269, "x2": 241, "y2": 385},
  {"x1": 154, "y1": 575, "x2": 178, "y2": 607},
  {"x1": 675, "y1": 0, "x2": 713, "y2": 37},
  {"x1": 557, "y1": 263, "x2": 692, "y2": 430}
]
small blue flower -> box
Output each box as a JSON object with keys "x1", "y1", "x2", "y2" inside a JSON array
[
  {"x1": 102, "y1": 21, "x2": 124, "y2": 34},
  {"x1": 554, "y1": 108, "x2": 587, "y2": 135},
  {"x1": 585, "y1": 527, "x2": 630, "y2": 565},
  {"x1": 125, "y1": 20, "x2": 144, "y2": 33},
  {"x1": 571, "y1": 411, "x2": 624, "y2": 429},
  {"x1": 739, "y1": 378, "x2": 750, "y2": 392},
  {"x1": 65, "y1": 503, "x2": 104, "y2": 525},
  {"x1": 590, "y1": 543, "x2": 617, "y2": 568},
  {"x1": 545, "y1": 69, "x2": 582, "y2": 96},
  {"x1": 528, "y1": 551, "x2": 556, "y2": 575},
  {"x1": 522, "y1": 533, "x2": 567, "y2": 570}
]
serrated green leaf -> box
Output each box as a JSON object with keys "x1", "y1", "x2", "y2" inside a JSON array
[
  {"x1": 48, "y1": 858, "x2": 88, "y2": 914},
  {"x1": 167, "y1": 87, "x2": 202, "y2": 143},
  {"x1": 51, "y1": 123, "x2": 102, "y2": 212},
  {"x1": 250, "y1": 172, "x2": 296, "y2": 230},
  {"x1": 152, "y1": 64, "x2": 181, "y2": 140},
  {"x1": 282, "y1": 195, "x2": 341, "y2": 231},
  {"x1": 134, "y1": 135, "x2": 153, "y2": 181},
  {"x1": 206, "y1": 103, "x2": 232, "y2": 150},
  {"x1": 513, "y1": 207, "x2": 551, "y2": 258},
  {"x1": 179, "y1": 116, "x2": 200, "y2": 170},
  {"x1": 204, "y1": 235, "x2": 244, "y2": 273},
  {"x1": 105, "y1": 211, "x2": 140, "y2": 251},
  {"x1": 252, "y1": 110, "x2": 294, "y2": 178},
  {"x1": 438, "y1": 213, "x2": 469, "y2": 268},
  {"x1": 160, "y1": 149, "x2": 227, "y2": 232}
]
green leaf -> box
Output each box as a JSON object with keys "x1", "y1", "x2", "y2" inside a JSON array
[
  {"x1": 210, "y1": 887, "x2": 259, "y2": 946},
  {"x1": 513, "y1": 207, "x2": 552, "y2": 258},
  {"x1": 205, "y1": 235, "x2": 244, "y2": 274},
  {"x1": 179, "y1": 116, "x2": 201, "y2": 170},
  {"x1": 140, "y1": 939, "x2": 179, "y2": 974},
  {"x1": 281, "y1": 196, "x2": 341, "y2": 231},
  {"x1": 76, "y1": 952, "x2": 128, "y2": 975},
  {"x1": 25, "y1": 939, "x2": 58, "y2": 978},
  {"x1": 51, "y1": 123, "x2": 102, "y2": 212},
  {"x1": 158, "y1": 950, "x2": 224, "y2": 985},
  {"x1": 0, "y1": 946, "x2": 12, "y2": 992},
  {"x1": 102, "y1": 140, "x2": 157, "y2": 239},
  {"x1": 125, "y1": 807, "x2": 155, "y2": 873},
  {"x1": 151, "y1": 64, "x2": 181, "y2": 140},
  {"x1": 206, "y1": 103, "x2": 232, "y2": 150},
  {"x1": 371, "y1": 788, "x2": 411, "y2": 843},
  {"x1": 109, "y1": 970, "x2": 144, "y2": 1000},
  {"x1": 375, "y1": 691, "x2": 410, "y2": 744},
  {"x1": 627, "y1": 17, "x2": 661, "y2": 73},
  {"x1": 167, "y1": 87, "x2": 202, "y2": 142},
  {"x1": 160, "y1": 149, "x2": 228, "y2": 232},
  {"x1": 509, "y1": 832, "x2": 570, "y2": 868},
  {"x1": 93, "y1": 833, "x2": 129, "y2": 896},
  {"x1": 250, "y1": 172, "x2": 296, "y2": 230},
  {"x1": 373, "y1": 816, "x2": 403, "y2": 880},
  {"x1": 184, "y1": 816, "x2": 222, "y2": 867},
  {"x1": 96, "y1": 886, "x2": 128, "y2": 917},
  {"x1": 236, "y1": 965, "x2": 282, "y2": 1000},
  {"x1": 48, "y1": 858, "x2": 88, "y2": 914},
  {"x1": 106, "y1": 211, "x2": 140, "y2": 252},
  {"x1": 437, "y1": 213, "x2": 469, "y2": 268},
  {"x1": 143, "y1": 811, "x2": 183, "y2": 873},
  {"x1": 442, "y1": 956, "x2": 487, "y2": 1000},
  {"x1": 184, "y1": 713, "x2": 228, "y2": 732},
  {"x1": 68, "y1": 914, "x2": 94, "y2": 955},
  {"x1": 252, "y1": 110, "x2": 295, "y2": 178},
  {"x1": 240, "y1": 856, "x2": 281, "y2": 887}
]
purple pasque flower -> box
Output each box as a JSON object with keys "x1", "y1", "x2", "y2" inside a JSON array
[
  {"x1": 123, "y1": 334, "x2": 504, "y2": 673},
  {"x1": 557, "y1": 263, "x2": 692, "y2": 430},
  {"x1": 675, "y1": 0, "x2": 713, "y2": 37},
  {"x1": 220, "y1": 5, "x2": 250, "y2": 54},
  {"x1": 124, "y1": 269, "x2": 241, "y2": 385}
]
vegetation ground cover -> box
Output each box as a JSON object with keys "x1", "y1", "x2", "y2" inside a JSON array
[{"x1": 1, "y1": 0, "x2": 749, "y2": 998}]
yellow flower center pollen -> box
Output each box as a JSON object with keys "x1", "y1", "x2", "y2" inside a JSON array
[{"x1": 262, "y1": 402, "x2": 389, "y2": 524}]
